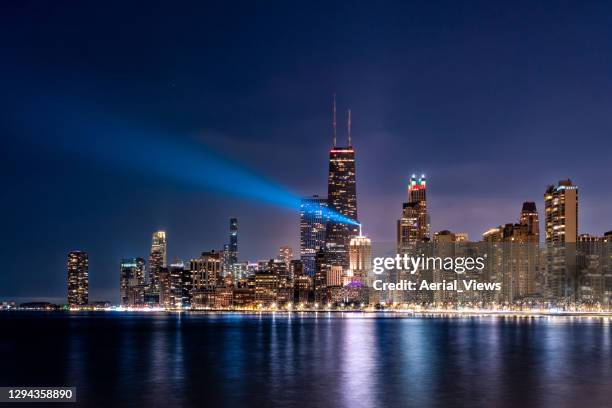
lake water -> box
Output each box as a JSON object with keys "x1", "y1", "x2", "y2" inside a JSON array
[{"x1": 0, "y1": 312, "x2": 611, "y2": 407}]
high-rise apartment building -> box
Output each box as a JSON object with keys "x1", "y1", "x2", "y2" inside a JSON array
[
  {"x1": 520, "y1": 202, "x2": 540, "y2": 240},
  {"x1": 544, "y1": 180, "x2": 579, "y2": 302},
  {"x1": 545, "y1": 180, "x2": 578, "y2": 244},
  {"x1": 300, "y1": 195, "x2": 328, "y2": 276},
  {"x1": 67, "y1": 250, "x2": 89, "y2": 306}
]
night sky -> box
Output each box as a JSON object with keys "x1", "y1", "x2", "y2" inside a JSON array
[{"x1": 2, "y1": 1, "x2": 611, "y2": 302}]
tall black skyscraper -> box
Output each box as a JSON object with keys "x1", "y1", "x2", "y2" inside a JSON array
[
  {"x1": 326, "y1": 99, "x2": 358, "y2": 269},
  {"x1": 229, "y1": 218, "x2": 238, "y2": 266}
]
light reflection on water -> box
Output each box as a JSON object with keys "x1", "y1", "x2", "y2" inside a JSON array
[{"x1": 1, "y1": 312, "x2": 611, "y2": 407}]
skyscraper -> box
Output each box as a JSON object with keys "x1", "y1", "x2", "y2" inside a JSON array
[
  {"x1": 169, "y1": 259, "x2": 187, "y2": 308},
  {"x1": 149, "y1": 231, "x2": 167, "y2": 288},
  {"x1": 191, "y1": 250, "x2": 222, "y2": 291},
  {"x1": 545, "y1": 180, "x2": 578, "y2": 244},
  {"x1": 120, "y1": 257, "x2": 145, "y2": 306},
  {"x1": 300, "y1": 195, "x2": 328, "y2": 276},
  {"x1": 520, "y1": 201, "x2": 540, "y2": 240},
  {"x1": 544, "y1": 179, "x2": 579, "y2": 302},
  {"x1": 349, "y1": 233, "x2": 372, "y2": 280},
  {"x1": 519, "y1": 201, "x2": 541, "y2": 296},
  {"x1": 229, "y1": 218, "x2": 238, "y2": 266},
  {"x1": 397, "y1": 174, "x2": 430, "y2": 251},
  {"x1": 314, "y1": 247, "x2": 329, "y2": 304},
  {"x1": 326, "y1": 99, "x2": 358, "y2": 269},
  {"x1": 67, "y1": 250, "x2": 88, "y2": 306}
]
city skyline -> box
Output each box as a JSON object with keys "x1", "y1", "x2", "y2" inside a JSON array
[
  {"x1": 4, "y1": 135, "x2": 612, "y2": 304},
  {"x1": 18, "y1": 167, "x2": 612, "y2": 306},
  {"x1": 3, "y1": 1, "x2": 612, "y2": 303}
]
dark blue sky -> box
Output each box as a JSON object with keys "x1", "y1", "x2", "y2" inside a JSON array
[{"x1": 2, "y1": 1, "x2": 611, "y2": 302}]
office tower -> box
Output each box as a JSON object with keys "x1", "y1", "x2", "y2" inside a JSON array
[
  {"x1": 349, "y1": 233, "x2": 372, "y2": 280},
  {"x1": 300, "y1": 195, "x2": 328, "y2": 276},
  {"x1": 67, "y1": 251, "x2": 89, "y2": 306},
  {"x1": 158, "y1": 267, "x2": 171, "y2": 307},
  {"x1": 279, "y1": 246, "x2": 293, "y2": 269},
  {"x1": 180, "y1": 261, "x2": 193, "y2": 308},
  {"x1": 168, "y1": 259, "x2": 187, "y2": 308},
  {"x1": 191, "y1": 250, "x2": 222, "y2": 291},
  {"x1": 149, "y1": 231, "x2": 167, "y2": 288},
  {"x1": 221, "y1": 244, "x2": 230, "y2": 274},
  {"x1": 544, "y1": 180, "x2": 579, "y2": 302},
  {"x1": 254, "y1": 270, "x2": 279, "y2": 306},
  {"x1": 119, "y1": 257, "x2": 145, "y2": 306},
  {"x1": 397, "y1": 175, "x2": 429, "y2": 251},
  {"x1": 326, "y1": 99, "x2": 358, "y2": 269},
  {"x1": 229, "y1": 218, "x2": 238, "y2": 266}
]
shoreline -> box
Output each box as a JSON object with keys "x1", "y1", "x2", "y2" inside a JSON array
[{"x1": 3, "y1": 309, "x2": 612, "y2": 318}]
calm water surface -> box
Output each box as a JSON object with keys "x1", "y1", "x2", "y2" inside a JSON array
[{"x1": 0, "y1": 312, "x2": 611, "y2": 408}]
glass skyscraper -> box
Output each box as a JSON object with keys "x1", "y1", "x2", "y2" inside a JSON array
[
  {"x1": 149, "y1": 231, "x2": 167, "y2": 288},
  {"x1": 300, "y1": 195, "x2": 328, "y2": 276},
  {"x1": 229, "y1": 218, "x2": 238, "y2": 266}
]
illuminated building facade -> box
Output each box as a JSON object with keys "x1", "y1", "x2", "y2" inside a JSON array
[
  {"x1": 545, "y1": 180, "x2": 579, "y2": 302},
  {"x1": 349, "y1": 233, "x2": 372, "y2": 280},
  {"x1": 300, "y1": 195, "x2": 328, "y2": 276},
  {"x1": 191, "y1": 250, "x2": 222, "y2": 291},
  {"x1": 545, "y1": 180, "x2": 578, "y2": 244},
  {"x1": 327, "y1": 265, "x2": 343, "y2": 287},
  {"x1": 482, "y1": 223, "x2": 531, "y2": 303},
  {"x1": 397, "y1": 175, "x2": 429, "y2": 251},
  {"x1": 279, "y1": 246, "x2": 293, "y2": 269},
  {"x1": 326, "y1": 101, "x2": 358, "y2": 269},
  {"x1": 119, "y1": 257, "x2": 145, "y2": 306},
  {"x1": 229, "y1": 218, "x2": 238, "y2": 266},
  {"x1": 149, "y1": 231, "x2": 167, "y2": 289},
  {"x1": 67, "y1": 250, "x2": 89, "y2": 306},
  {"x1": 254, "y1": 270, "x2": 279, "y2": 306},
  {"x1": 169, "y1": 259, "x2": 188, "y2": 308},
  {"x1": 520, "y1": 201, "x2": 540, "y2": 240}
]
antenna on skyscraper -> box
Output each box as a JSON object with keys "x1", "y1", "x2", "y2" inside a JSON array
[
  {"x1": 347, "y1": 109, "x2": 352, "y2": 146},
  {"x1": 332, "y1": 94, "x2": 337, "y2": 147}
]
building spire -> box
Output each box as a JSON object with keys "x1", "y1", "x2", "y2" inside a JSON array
[
  {"x1": 332, "y1": 94, "x2": 337, "y2": 147},
  {"x1": 347, "y1": 109, "x2": 352, "y2": 146}
]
